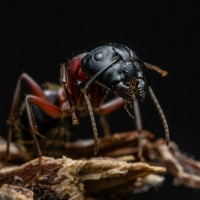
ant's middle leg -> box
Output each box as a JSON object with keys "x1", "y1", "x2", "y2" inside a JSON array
[
  {"x1": 98, "y1": 96, "x2": 145, "y2": 161},
  {"x1": 97, "y1": 97, "x2": 124, "y2": 136}
]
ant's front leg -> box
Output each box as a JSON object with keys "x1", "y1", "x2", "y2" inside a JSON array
[
  {"x1": 60, "y1": 64, "x2": 79, "y2": 126},
  {"x1": 133, "y1": 99, "x2": 145, "y2": 161},
  {"x1": 97, "y1": 96, "x2": 145, "y2": 161},
  {"x1": 7, "y1": 73, "x2": 49, "y2": 159}
]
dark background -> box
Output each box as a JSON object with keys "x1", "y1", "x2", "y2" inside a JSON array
[{"x1": 1, "y1": 1, "x2": 200, "y2": 199}]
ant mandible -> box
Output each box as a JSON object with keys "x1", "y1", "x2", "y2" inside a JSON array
[{"x1": 7, "y1": 43, "x2": 169, "y2": 164}]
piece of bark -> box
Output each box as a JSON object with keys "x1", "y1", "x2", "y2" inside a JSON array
[
  {"x1": 144, "y1": 139, "x2": 200, "y2": 189},
  {"x1": 0, "y1": 131, "x2": 152, "y2": 165},
  {"x1": 0, "y1": 184, "x2": 34, "y2": 200},
  {"x1": 1, "y1": 130, "x2": 200, "y2": 196},
  {"x1": 64, "y1": 130, "x2": 154, "y2": 159},
  {"x1": 64, "y1": 131, "x2": 200, "y2": 190},
  {"x1": 0, "y1": 156, "x2": 166, "y2": 200}
]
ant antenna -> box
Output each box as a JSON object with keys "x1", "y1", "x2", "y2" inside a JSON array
[
  {"x1": 82, "y1": 90, "x2": 99, "y2": 155},
  {"x1": 81, "y1": 56, "x2": 120, "y2": 155},
  {"x1": 148, "y1": 86, "x2": 170, "y2": 145},
  {"x1": 144, "y1": 62, "x2": 168, "y2": 77}
]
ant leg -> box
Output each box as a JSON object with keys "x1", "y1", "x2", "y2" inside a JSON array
[
  {"x1": 60, "y1": 64, "x2": 79, "y2": 125},
  {"x1": 7, "y1": 73, "x2": 49, "y2": 159},
  {"x1": 144, "y1": 62, "x2": 168, "y2": 76},
  {"x1": 98, "y1": 96, "x2": 145, "y2": 160},
  {"x1": 98, "y1": 97, "x2": 124, "y2": 136},
  {"x1": 133, "y1": 99, "x2": 145, "y2": 161},
  {"x1": 98, "y1": 97, "x2": 124, "y2": 115},
  {"x1": 99, "y1": 114, "x2": 110, "y2": 136},
  {"x1": 25, "y1": 95, "x2": 63, "y2": 175}
]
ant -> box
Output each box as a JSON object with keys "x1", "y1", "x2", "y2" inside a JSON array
[{"x1": 6, "y1": 43, "x2": 169, "y2": 165}]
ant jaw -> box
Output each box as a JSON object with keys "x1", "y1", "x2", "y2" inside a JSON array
[{"x1": 136, "y1": 79, "x2": 147, "y2": 102}]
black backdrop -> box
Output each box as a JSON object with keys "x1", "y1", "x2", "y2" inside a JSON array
[{"x1": 1, "y1": 1, "x2": 200, "y2": 199}]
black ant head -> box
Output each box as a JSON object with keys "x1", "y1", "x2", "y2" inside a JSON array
[{"x1": 81, "y1": 43, "x2": 148, "y2": 102}]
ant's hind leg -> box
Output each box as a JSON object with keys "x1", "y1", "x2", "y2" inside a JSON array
[
  {"x1": 25, "y1": 94, "x2": 63, "y2": 177},
  {"x1": 7, "y1": 73, "x2": 49, "y2": 160}
]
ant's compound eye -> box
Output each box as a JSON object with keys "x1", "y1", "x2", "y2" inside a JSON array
[{"x1": 94, "y1": 52, "x2": 103, "y2": 61}]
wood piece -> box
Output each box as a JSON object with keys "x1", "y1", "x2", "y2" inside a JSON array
[
  {"x1": 64, "y1": 130, "x2": 154, "y2": 158},
  {"x1": 0, "y1": 156, "x2": 165, "y2": 200},
  {"x1": 0, "y1": 184, "x2": 34, "y2": 200},
  {"x1": 1, "y1": 130, "x2": 200, "y2": 198},
  {"x1": 145, "y1": 139, "x2": 200, "y2": 189}
]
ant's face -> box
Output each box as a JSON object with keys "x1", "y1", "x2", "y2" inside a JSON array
[{"x1": 81, "y1": 43, "x2": 147, "y2": 102}]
